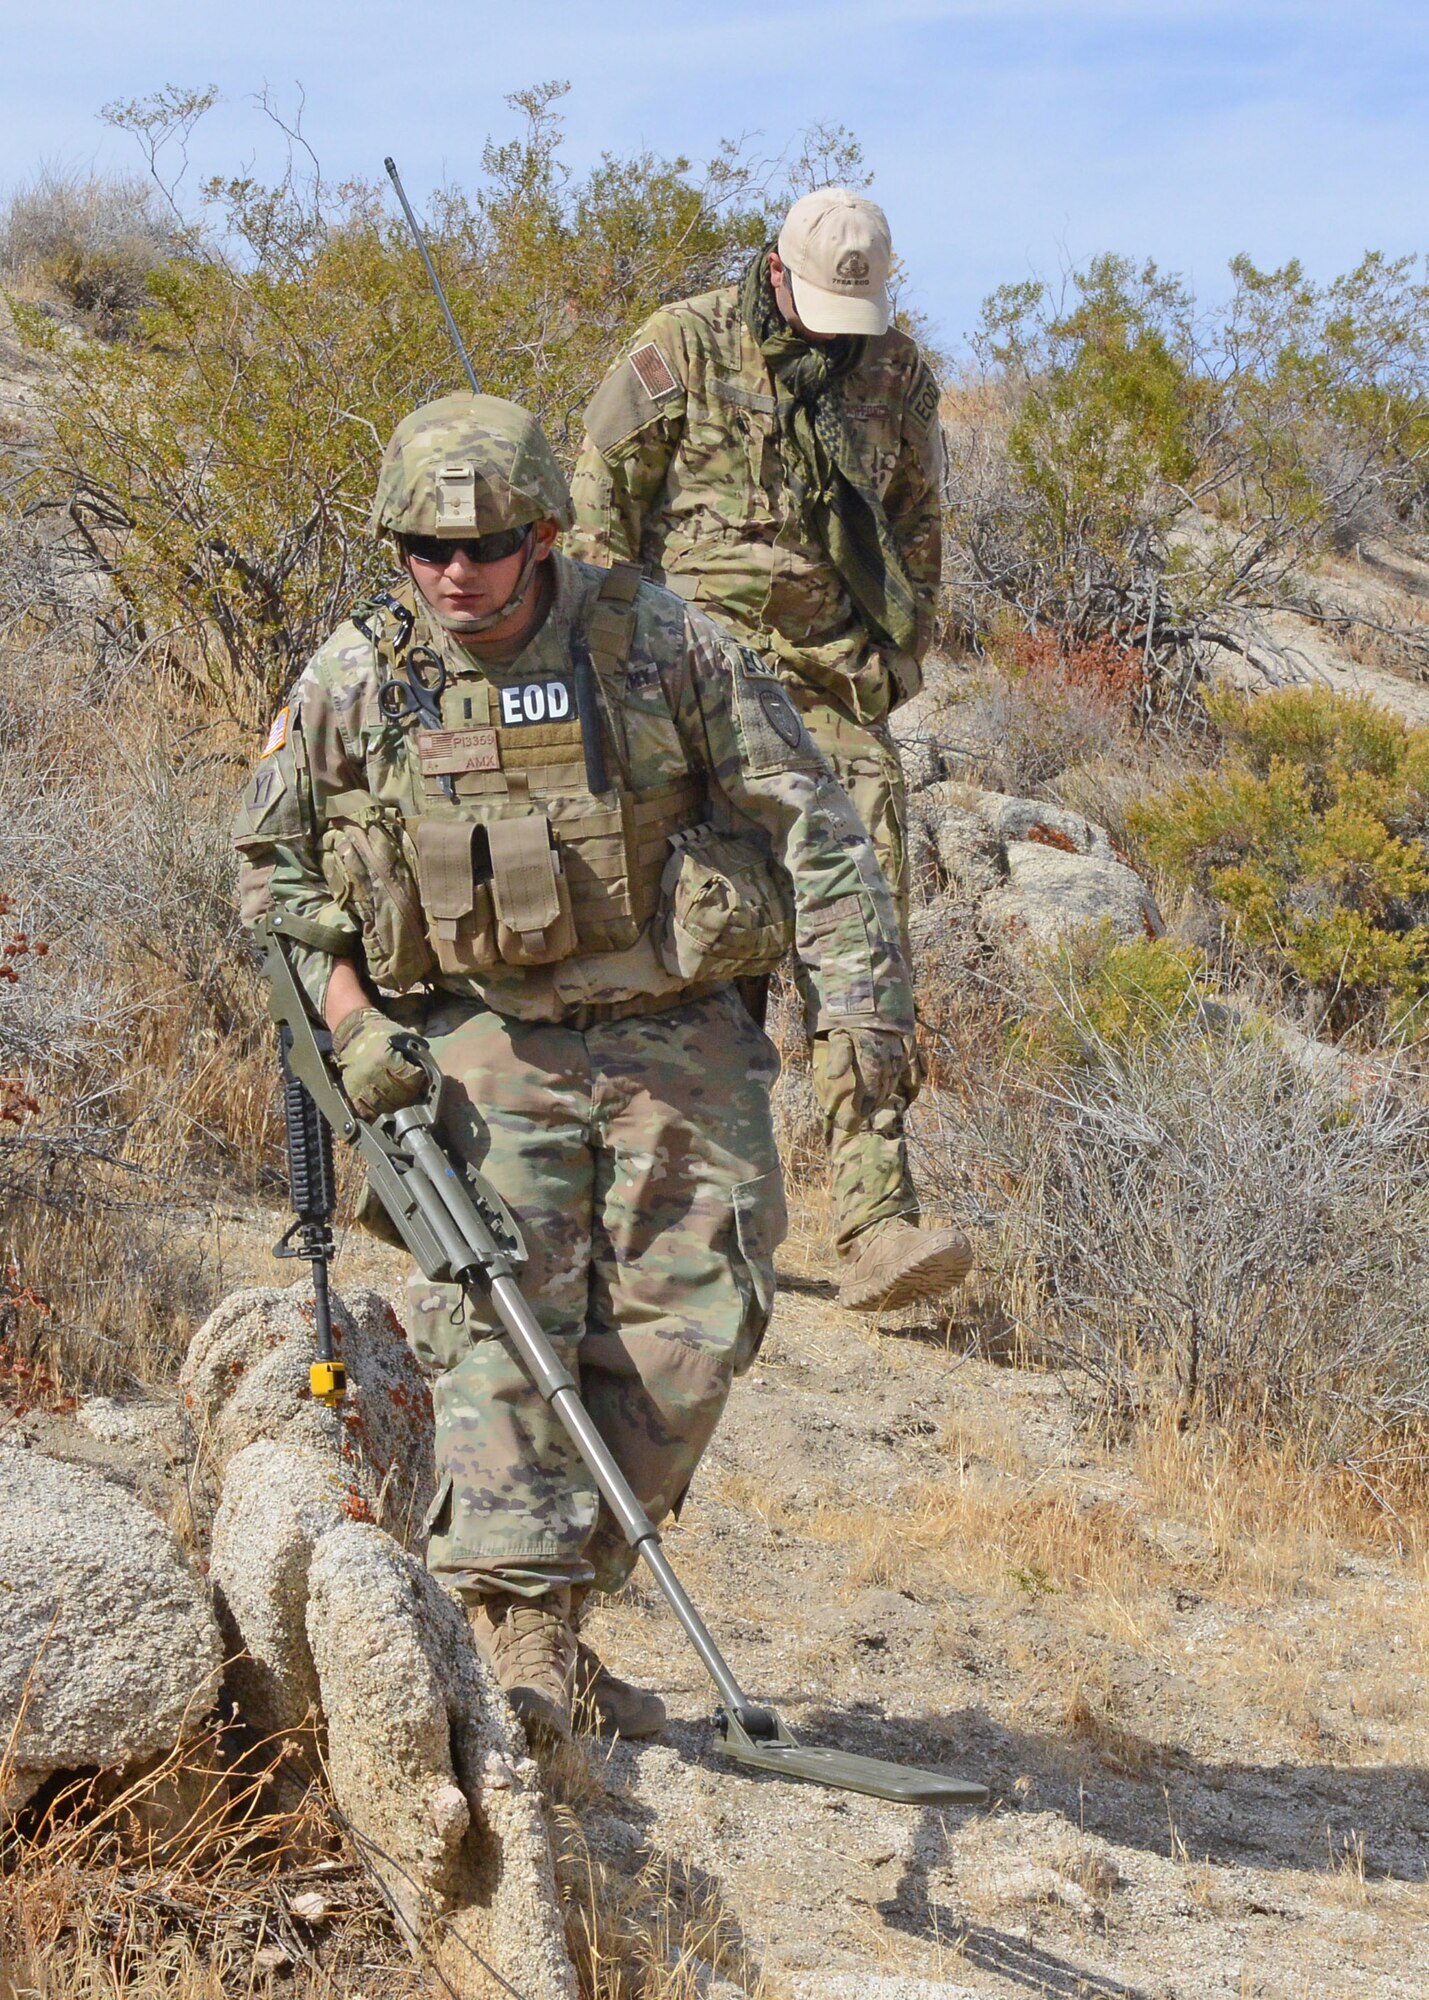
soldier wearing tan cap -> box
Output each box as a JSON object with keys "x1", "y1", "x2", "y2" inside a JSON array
[{"x1": 570, "y1": 189, "x2": 969, "y2": 1314}]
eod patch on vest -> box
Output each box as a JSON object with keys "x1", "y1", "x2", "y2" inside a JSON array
[{"x1": 492, "y1": 678, "x2": 576, "y2": 727}]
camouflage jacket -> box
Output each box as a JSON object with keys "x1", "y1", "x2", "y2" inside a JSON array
[
  {"x1": 568, "y1": 284, "x2": 943, "y2": 724},
  {"x1": 233, "y1": 553, "x2": 914, "y2": 1033}
]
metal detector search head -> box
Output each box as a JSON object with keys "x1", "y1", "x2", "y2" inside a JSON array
[{"x1": 715, "y1": 1706, "x2": 988, "y2": 1807}]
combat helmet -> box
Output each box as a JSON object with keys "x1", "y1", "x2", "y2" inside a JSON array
[{"x1": 369, "y1": 392, "x2": 574, "y2": 538}]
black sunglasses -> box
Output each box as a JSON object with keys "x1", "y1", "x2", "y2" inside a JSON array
[{"x1": 402, "y1": 526, "x2": 531, "y2": 567}]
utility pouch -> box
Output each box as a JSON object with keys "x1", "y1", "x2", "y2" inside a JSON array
[
  {"x1": 656, "y1": 825, "x2": 794, "y2": 983},
  {"x1": 488, "y1": 815, "x2": 578, "y2": 966},
  {"x1": 415, "y1": 818, "x2": 499, "y2": 975},
  {"x1": 320, "y1": 792, "x2": 435, "y2": 991}
]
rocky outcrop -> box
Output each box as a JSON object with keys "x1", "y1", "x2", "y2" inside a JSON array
[
  {"x1": 308, "y1": 1526, "x2": 574, "y2": 2000},
  {"x1": 912, "y1": 783, "x2": 1163, "y2": 957},
  {"x1": 210, "y1": 1438, "x2": 354, "y2": 1736},
  {"x1": 179, "y1": 1282, "x2": 436, "y2": 1542},
  {"x1": 197, "y1": 1288, "x2": 575, "y2": 1999},
  {"x1": 0, "y1": 1443, "x2": 222, "y2": 1813}
]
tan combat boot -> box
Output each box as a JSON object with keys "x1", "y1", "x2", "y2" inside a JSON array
[
  {"x1": 568, "y1": 1587, "x2": 666, "y2": 1740},
  {"x1": 467, "y1": 1587, "x2": 577, "y2": 1742},
  {"x1": 836, "y1": 1218, "x2": 973, "y2": 1314},
  {"x1": 572, "y1": 1641, "x2": 667, "y2": 1740}
]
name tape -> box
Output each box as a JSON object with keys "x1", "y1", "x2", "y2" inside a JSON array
[{"x1": 417, "y1": 726, "x2": 501, "y2": 775}]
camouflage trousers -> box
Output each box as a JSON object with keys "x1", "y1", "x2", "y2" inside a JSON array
[
  {"x1": 403, "y1": 987, "x2": 786, "y2": 1602},
  {"x1": 787, "y1": 686, "x2": 918, "y2": 1254}
]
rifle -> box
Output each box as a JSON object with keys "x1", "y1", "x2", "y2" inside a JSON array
[{"x1": 256, "y1": 911, "x2": 984, "y2": 1807}]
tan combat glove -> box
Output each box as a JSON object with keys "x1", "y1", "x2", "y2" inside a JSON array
[
  {"x1": 815, "y1": 1026, "x2": 918, "y2": 1131},
  {"x1": 332, "y1": 1006, "x2": 429, "y2": 1120}
]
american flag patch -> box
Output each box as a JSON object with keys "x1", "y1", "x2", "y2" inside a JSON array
[
  {"x1": 630, "y1": 342, "x2": 679, "y2": 401},
  {"x1": 260, "y1": 706, "x2": 290, "y2": 757}
]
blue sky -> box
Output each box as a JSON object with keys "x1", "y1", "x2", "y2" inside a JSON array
[{"x1": 3, "y1": 0, "x2": 1425, "y2": 353}]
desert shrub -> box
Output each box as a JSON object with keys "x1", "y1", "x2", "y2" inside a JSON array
[
  {"x1": 932, "y1": 632, "x2": 1145, "y2": 796},
  {"x1": 1129, "y1": 685, "x2": 1429, "y2": 1037},
  {"x1": 15, "y1": 83, "x2": 852, "y2": 714},
  {"x1": 916, "y1": 1015, "x2": 1429, "y2": 1506},
  {"x1": 1016, "y1": 931, "x2": 1213, "y2": 1068},
  {"x1": 944, "y1": 251, "x2": 1429, "y2": 699},
  {"x1": 0, "y1": 163, "x2": 180, "y2": 335},
  {"x1": 0, "y1": 601, "x2": 275, "y2": 1392}
]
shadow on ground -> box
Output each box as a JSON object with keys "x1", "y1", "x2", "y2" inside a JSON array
[
  {"x1": 799, "y1": 1699, "x2": 1429, "y2": 1885},
  {"x1": 638, "y1": 1696, "x2": 1429, "y2": 1886}
]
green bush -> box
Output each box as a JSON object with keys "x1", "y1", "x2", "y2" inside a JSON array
[
  {"x1": 948, "y1": 252, "x2": 1429, "y2": 698},
  {"x1": 1019, "y1": 929, "x2": 1213, "y2": 1068},
  {"x1": 1129, "y1": 686, "x2": 1429, "y2": 1036},
  {"x1": 14, "y1": 83, "x2": 833, "y2": 714}
]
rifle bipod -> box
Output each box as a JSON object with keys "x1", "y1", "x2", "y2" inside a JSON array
[{"x1": 258, "y1": 912, "x2": 986, "y2": 1807}]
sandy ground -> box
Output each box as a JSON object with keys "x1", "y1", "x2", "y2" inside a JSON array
[
  {"x1": 21, "y1": 1192, "x2": 1426, "y2": 2000},
  {"x1": 569, "y1": 1218, "x2": 1429, "y2": 2000}
]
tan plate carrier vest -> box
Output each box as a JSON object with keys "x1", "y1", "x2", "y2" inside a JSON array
[{"x1": 320, "y1": 565, "x2": 787, "y2": 999}]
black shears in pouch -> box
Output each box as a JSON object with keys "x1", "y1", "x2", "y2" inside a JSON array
[
  {"x1": 356, "y1": 592, "x2": 457, "y2": 801},
  {"x1": 376, "y1": 641, "x2": 447, "y2": 727}
]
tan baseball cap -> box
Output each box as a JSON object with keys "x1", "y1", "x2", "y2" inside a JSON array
[{"x1": 777, "y1": 187, "x2": 892, "y2": 337}]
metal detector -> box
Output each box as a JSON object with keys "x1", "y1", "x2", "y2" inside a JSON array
[{"x1": 259, "y1": 912, "x2": 986, "y2": 1808}]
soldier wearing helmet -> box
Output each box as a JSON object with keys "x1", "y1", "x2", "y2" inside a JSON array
[
  {"x1": 570, "y1": 190, "x2": 969, "y2": 1315},
  {"x1": 234, "y1": 392, "x2": 918, "y2": 1744}
]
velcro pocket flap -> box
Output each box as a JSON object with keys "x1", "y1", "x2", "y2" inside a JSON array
[
  {"x1": 487, "y1": 815, "x2": 562, "y2": 937},
  {"x1": 730, "y1": 1170, "x2": 789, "y2": 1375},
  {"x1": 416, "y1": 818, "x2": 479, "y2": 923}
]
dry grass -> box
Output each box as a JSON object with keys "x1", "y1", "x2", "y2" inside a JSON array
[
  {"x1": 912, "y1": 1009, "x2": 1429, "y2": 1517},
  {"x1": 715, "y1": 1460, "x2": 1172, "y2": 1614},
  {"x1": 0, "y1": 608, "x2": 279, "y2": 1397},
  {"x1": 1, "y1": 1727, "x2": 422, "y2": 2000},
  {"x1": 1130, "y1": 1412, "x2": 1405, "y2": 1596},
  {"x1": 557, "y1": 1821, "x2": 783, "y2": 2000},
  {"x1": 925, "y1": 652, "x2": 1144, "y2": 800},
  {"x1": 1, "y1": 1717, "x2": 782, "y2": 2000}
]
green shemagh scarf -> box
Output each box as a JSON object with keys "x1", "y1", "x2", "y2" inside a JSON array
[{"x1": 740, "y1": 249, "x2": 920, "y2": 658}]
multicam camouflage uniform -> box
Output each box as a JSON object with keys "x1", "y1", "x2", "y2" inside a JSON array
[
  {"x1": 568, "y1": 281, "x2": 943, "y2": 1249},
  {"x1": 235, "y1": 401, "x2": 913, "y2": 1600}
]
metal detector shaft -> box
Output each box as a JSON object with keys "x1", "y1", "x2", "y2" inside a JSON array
[
  {"x1": 384, "y1": 155, "x2": 480, "y2": 393},
  {"x1": 388, "y1": 1109, "x2": 756, "y2": 1723},
  {"x1": 488, "y1": 1272, "x2": 756, "y2": 1725},
  {"x1": 398, "y1": 1128, "x2": 986, "y2": 1801}
]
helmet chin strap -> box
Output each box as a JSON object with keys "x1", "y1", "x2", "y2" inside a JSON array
[{"x1": 419, "y1": 527, "x2": 541, "y2": 637}]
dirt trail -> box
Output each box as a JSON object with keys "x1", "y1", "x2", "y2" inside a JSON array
[
  {"x1": 564, "y1": 1210, "x2": 1429, "y2": 1999},
  {"x1": 62, "y1": 1197, "x2": 1414, "y2": 2000}
]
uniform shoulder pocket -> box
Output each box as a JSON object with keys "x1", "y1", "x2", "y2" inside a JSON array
[
  {"x1": 233, "y1": 751, "x2": 303, "y2": 843},
  {"x1": 729, "y1": 652, "x2": 825, "y2": 777},
  {"x1": 586, "y1": 336, "x2": 687, "y2": 456}
]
